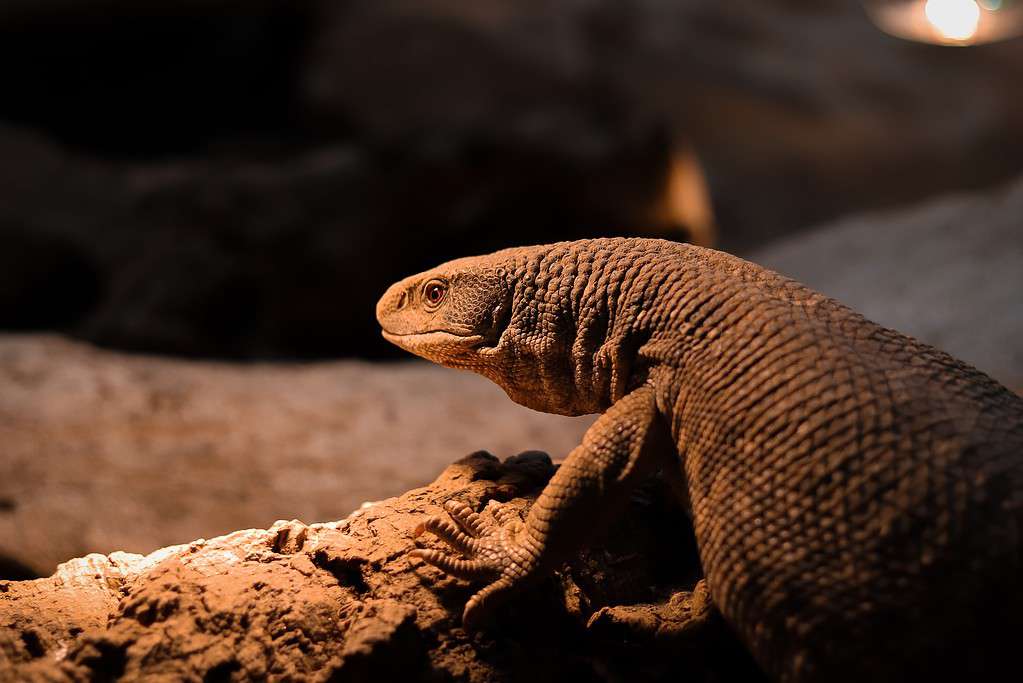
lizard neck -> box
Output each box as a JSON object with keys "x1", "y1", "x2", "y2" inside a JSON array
[
  {"x1": 474, "y1": 239, "x2": 836, "y2": 418},
  {"x1": 493, "y1": 241, "x2": 672, "y2": 415}
]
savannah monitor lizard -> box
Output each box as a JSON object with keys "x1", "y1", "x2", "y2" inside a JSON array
[{"x1": 375, "y1": 237, "x2": 1023, "y2": 682}]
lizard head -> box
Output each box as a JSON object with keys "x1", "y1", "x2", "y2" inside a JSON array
[
  {"x1": 378, "y1": 241, "x2": 644, "y2": 416},
  {"x1": 376, "y1": 250, "x2": 519, "y2": 376},
  {"x1": 376, "y1": 244, "x2": 594, "y2": 415}
]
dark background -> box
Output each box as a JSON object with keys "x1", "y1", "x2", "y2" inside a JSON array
[{"x1": 2, "y1": 0, "x2": 1022, "y2": 359}]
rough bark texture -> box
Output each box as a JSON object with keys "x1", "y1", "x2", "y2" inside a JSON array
[{"x1": 0, "y1": 452, "x2": 762, "y2": 682}]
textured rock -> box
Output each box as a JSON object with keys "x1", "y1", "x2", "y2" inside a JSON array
[
  {"x1": 0, "y1": 452, "x2": 763, "y2": 682},
  {"x1": 0, "y1": 335, "x2": 592, "y2": 578},
  {"x1": 751, "y1": 176, "x2": 1023, "y2": 391}
]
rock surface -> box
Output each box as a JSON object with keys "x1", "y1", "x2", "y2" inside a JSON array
[
  {"x1": 0, "y1": 452, "x2": 763, "y2": 682},
  {"x1": 0, "y1": 335, "x2": 592, "y2": 579},
  {"x1": 751, "y1": 176, "x2": 1023, "y2": 391}
]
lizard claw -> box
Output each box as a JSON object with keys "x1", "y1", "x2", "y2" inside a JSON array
[{"x1": 411, "y1": 500, "x2": 540, "y2": 629}]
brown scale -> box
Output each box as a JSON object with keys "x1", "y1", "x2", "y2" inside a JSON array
[{"x1": 376, "y1": 237, "x2": 1023, "y2": 683}]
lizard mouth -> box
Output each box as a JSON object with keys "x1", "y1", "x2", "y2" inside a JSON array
[{"x1": 381, "y1": 330, "x2": 485, "y2": 347}]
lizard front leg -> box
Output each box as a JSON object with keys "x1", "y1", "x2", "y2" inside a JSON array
[{"x1": 412, "y1": 383, "x2": 675, "y2": 628}]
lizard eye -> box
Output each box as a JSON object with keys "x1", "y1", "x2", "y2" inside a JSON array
[{"x1": 424, "y1": 280, "x2": 447, "y2": 307}]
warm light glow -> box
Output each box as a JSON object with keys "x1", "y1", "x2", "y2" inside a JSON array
[
  {"x1": 663, "y1": 148, "x2": 716, "y2": 247},
  {"x1": 924, "y1": 0, "x2": 981, "y2": 40},
  {"x1": 863, "y1": 0, "x2": 1023, "y2": 45}
]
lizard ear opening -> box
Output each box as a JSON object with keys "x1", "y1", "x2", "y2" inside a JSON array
[{"x1": 481, "y1": 296, "x2": 513, "y2": 349}]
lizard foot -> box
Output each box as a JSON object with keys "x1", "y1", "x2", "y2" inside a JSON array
[
  {"x1": 411, "y1": 499, "x2": 541, "y2": 629},
  {"x1": 586, "y1": 579, "x2": 717, "y2": 645}
]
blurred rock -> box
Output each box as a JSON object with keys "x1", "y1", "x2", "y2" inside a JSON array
[
  {"x1": 750, "y1": 175, "x2": 1023, "y2": 391},
  {"x1": 1, "y1": 1, "x2": 1022, "y2": 358},
  {"x1": 0, "y1": 125, "x2": 676, "y2": 358},
  {"x1": 0, "y1": 334, "x2": 592, "y2": 577},
  {"x1": 294, "y1": 0, "x2": 1023, "y2": 245}
]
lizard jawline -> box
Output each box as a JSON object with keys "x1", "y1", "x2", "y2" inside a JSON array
[{"x1": 381, "y1": 330, "x2": 485, "y2": 348}]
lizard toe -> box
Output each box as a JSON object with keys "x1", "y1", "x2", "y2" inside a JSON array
[
  {"x1": 413, "y1": 499, "x2": 543, "y2": 628},
  {"x1": 463, "y1": 577, "x2": 517, "y2": 631},
  {"x1": 409, "y1": 548, "x2": 493, "y2": 581},
  {"x1": 415, "y1": 515, "x2": 480, "y2": 555},
  {"x1": 442, "y1": 500, "x2": 493, "y2": 537}
]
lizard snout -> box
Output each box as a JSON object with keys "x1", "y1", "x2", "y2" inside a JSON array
[
  {"x1": 376, "y1": 275, "x2": 427, "y2": 337},
  {"x1": 375, "y1": 281, "x2": 405, "y2": 332}
]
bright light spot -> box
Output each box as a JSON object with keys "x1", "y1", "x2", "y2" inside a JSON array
[{"x1": 925, "y1": 0, "x2": 982, "y2": 40}]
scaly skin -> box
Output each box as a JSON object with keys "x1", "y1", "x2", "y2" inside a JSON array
[{"x1": 375, "y1": 238, "x2": 1023, "y2": 682}]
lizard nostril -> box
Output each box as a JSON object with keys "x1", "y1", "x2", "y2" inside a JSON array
[{"x1": 397, "y1": 291, "x2": 407, "y2": 310}]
